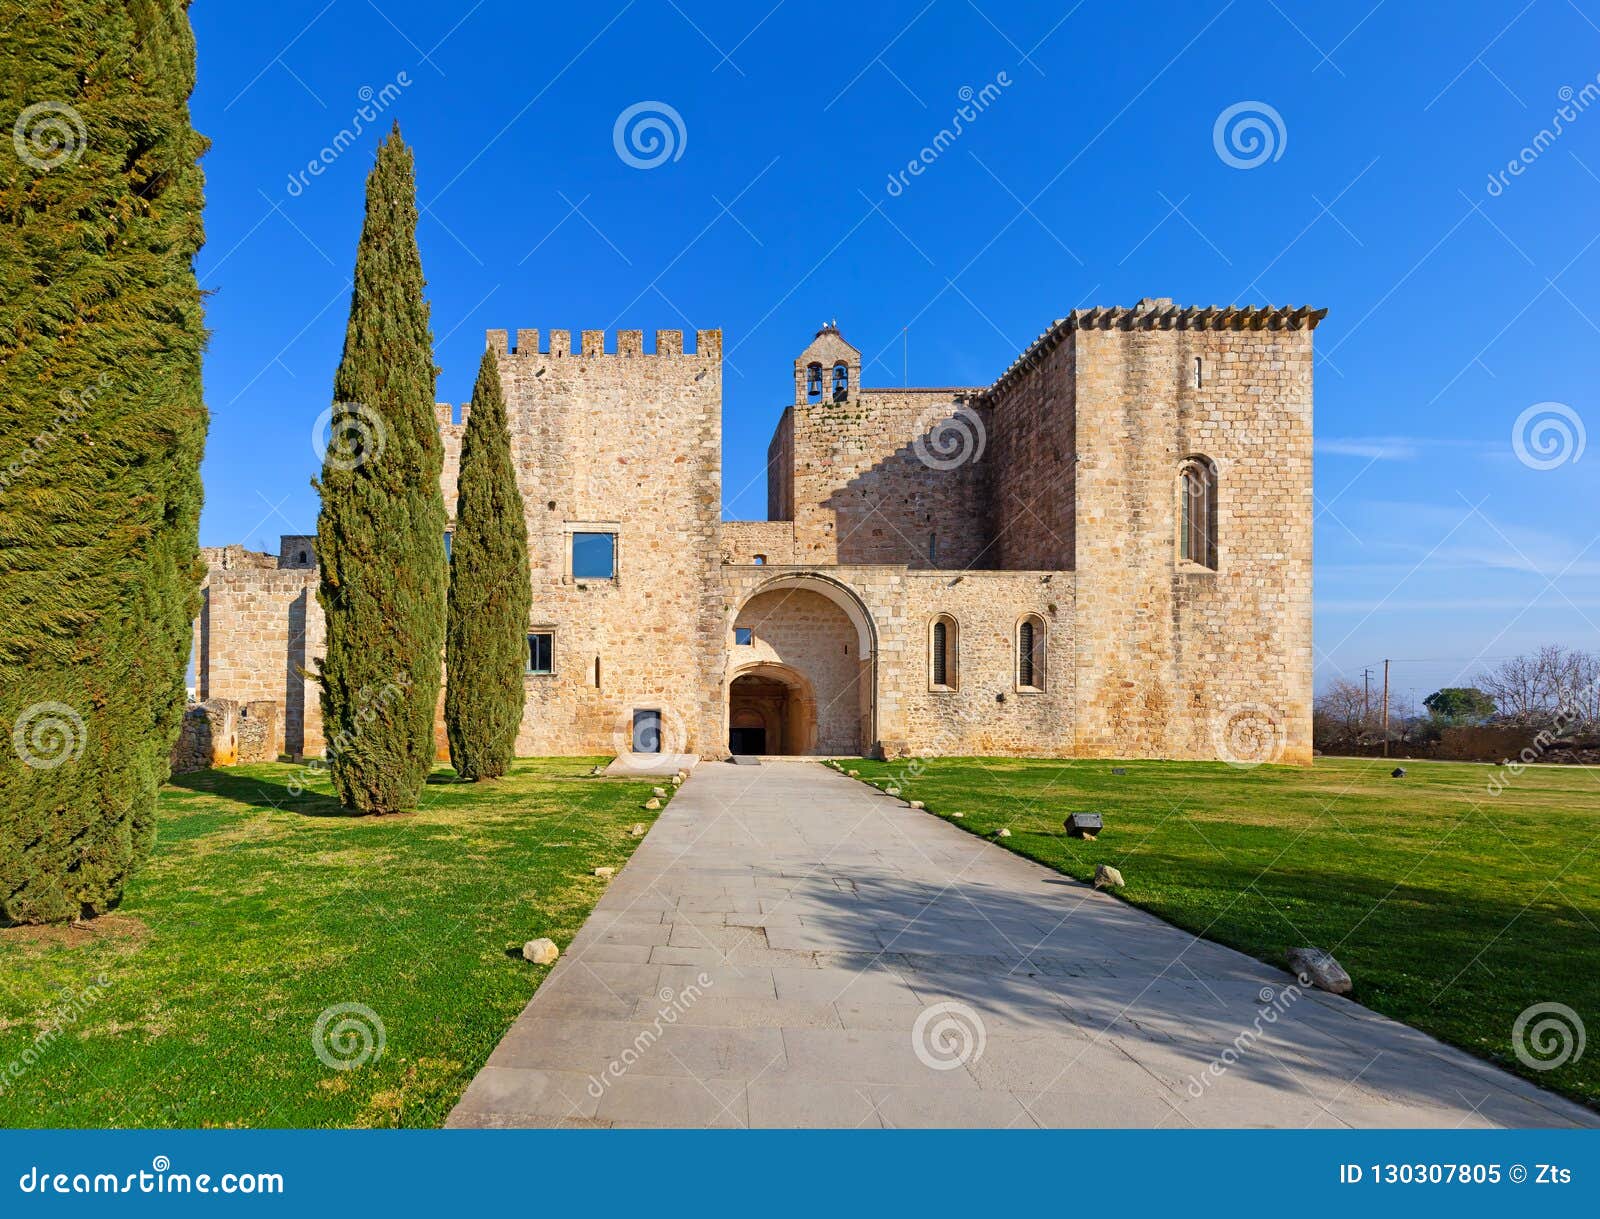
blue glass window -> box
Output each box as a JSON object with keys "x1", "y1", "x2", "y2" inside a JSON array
[{"x1": 572, "y1": 532, "x2": 616, "y2": 579}]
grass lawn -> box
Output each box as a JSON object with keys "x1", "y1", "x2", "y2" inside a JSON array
[
  {"x1": 0, "y1": 758, "x2": 661, "y2": 1128},
  {"x1": 843, "y1": 754, "x2": 1600, "y2": 1110}
]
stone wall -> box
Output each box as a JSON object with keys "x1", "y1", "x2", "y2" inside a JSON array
[
  {"x1": 197, "y1": 549, "x2": 321, "y2": 757},
  {"x1": 897, "y1": 571, "x2": 1073, "y2": 756},
  {"x1": 721, "y1": 520, "x2": 797, "y2": 565},
  {"x1": 481, "y1": 327, "x2": 725, "y2": 758},
  {"x1": 194, "y1": 302, "x2": 1319, "y2": 766},
  {"x1": 786, "y1": 391, "x2": 993, "y2": 569},
  {"x1": 717, "y1": 566, "x2": 1070, "y2": 758},
  {"x1": 988, "y1": 336, "x2": 1077, "y2": 570},
  {"x1": 237, "y1": 699, "x2": 279, "y2": 764},
  {"x1": 170, "y1": 698, "x2": 237, "y2": 773},
  {"x1": 1050, "y1": 301, "x2": 1316, "y2": 763},
  {"x1": 733, "y1": 587, "x2": 864, "y2": 753}
]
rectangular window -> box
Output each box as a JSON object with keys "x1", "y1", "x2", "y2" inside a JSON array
[
  {"x1": 1193, "y1": 356, "x2": 1203, "y2": 389},
  {"x1": 526, "y1": 632, "x2": 553, "y2": 674},
  {"x1": 572, "y1": 531, "x2": 616, "y2": 579},
  {"x1": 443, "y1": 531, "x2": 453, "y2": 560},
  {"x1": 734, "y1": 627, "x2": 754, "y2": 646}
]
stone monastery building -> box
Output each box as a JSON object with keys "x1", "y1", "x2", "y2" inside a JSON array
[{"x1": 194, "y1": 298, "x2": 1323, "y2": 765}]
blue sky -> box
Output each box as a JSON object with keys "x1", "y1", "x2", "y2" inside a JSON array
[{"x1": 191, "y1": 0, "x2": 1599, "y2": 700}]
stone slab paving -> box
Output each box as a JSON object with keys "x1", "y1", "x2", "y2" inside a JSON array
[{"x1": 448, "y1": 760, "x2": 1597, "y2": 1129}]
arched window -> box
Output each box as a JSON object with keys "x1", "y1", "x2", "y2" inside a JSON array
[
  {"x1": 929, "y1": 615, "x2": 959, "y2": 690},
  {"x1": 1179, "y1": 456, "x2": 1218, "y2": 570},
  {"x1": 831, "y1": 362, "x2": 848, "y2": 402},
  {"x1": 1017, "y1": 615, "x2": 1045, "y2": 690},
  {"x1": 806, "y1": 362, "x2": 823, "y2": 401}
]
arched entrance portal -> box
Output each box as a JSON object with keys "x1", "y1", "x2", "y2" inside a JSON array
[
  {"x1": 728, "y1": 664, "x2": 816, "y2": 755},
  {"x1": 726, "y1": 575, "x2": 877, "y2": 756}
]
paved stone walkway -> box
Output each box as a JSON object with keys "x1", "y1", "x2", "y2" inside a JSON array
[{"x1": 448, "y1": 761, "x2": 1595, "y2": 1128}]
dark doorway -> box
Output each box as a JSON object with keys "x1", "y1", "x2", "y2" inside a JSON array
[
  {"x1": 729, "y1": 726, "x2": 766, "y2": 755},
  {"x1": 632, "y1": 708, "x2": 662, "y2": 753}
]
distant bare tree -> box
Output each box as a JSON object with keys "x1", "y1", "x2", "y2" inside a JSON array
[
  {"x1": 1314, "y1": 678, "x2": 1372, "y2": 749},
  {"x1": 1477, "y1": 645, "x2": 1600, "y2": 730}
]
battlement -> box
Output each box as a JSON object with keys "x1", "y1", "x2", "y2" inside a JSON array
[
  {"x1": 434, "y1": 401, "x2": 468, "y2": 428},
  {"x1": 484, "y1": 328, "x2": 722, "y2": 359}
]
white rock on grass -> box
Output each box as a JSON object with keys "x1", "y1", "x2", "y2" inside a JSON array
[
  {"x1": 908, "y1": 800, "x2": 924, "y2": 810},
  {"x1": 644, "y1": 798, "x2": 662, "y2": 810},
  {"x1": 629, "y1": 823, "x2": 646, "y2": 838},
  {"x1": 950, "y1": 811, "x2": 964, "y2": 819},
  {"x1": 594, "y1": 866, "x2": 615, "y2": 879},
  {"x1": 996, "y1": 827, "x2": 1011, "y2": 838},
  {"x1": 652, "y1": 786, "x2": 668, "y2": 798},
  {"x1": 1286, "y1": 947, "x2": 1353, "y2": 995},
  {"x1": 847, "y1": 769, "x2": 859, "y2": 777},
  {"x1": 885, "y1": 786, "x2": 901, "y2": 796},
  {"x1": 521, "y1": 938, "x2": 559, "y2": 965},
  {"x1": 1093, "y1": 864, "x2": 1125, "y2": 889}
]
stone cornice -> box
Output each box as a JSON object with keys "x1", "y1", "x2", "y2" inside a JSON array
[{"x1": 985, "y1": 300, "x2": 1328, "y2": 400}]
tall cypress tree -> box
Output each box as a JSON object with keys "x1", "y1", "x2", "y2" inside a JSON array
[
  {"x1": 0, "y1": 2, "x2": 208, "y2": 923},
  {"x1": 446, "y1": 350, "x2": 531, "y2": 779},
  {"x1": 314, "y1": 126, "x2": 446, "y2": 814}
]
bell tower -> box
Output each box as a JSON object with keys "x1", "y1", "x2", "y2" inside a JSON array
[{"x1": 792, "y1": 321, "x2": 860, "y2": 405}]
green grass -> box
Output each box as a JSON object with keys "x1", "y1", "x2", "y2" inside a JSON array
[
  {"x1": 0, "y1": 758, "x2": 660, "y2": 1128},
  {"x1": 842, "y1": 754, "x2": 1600, "y2": 1109}
]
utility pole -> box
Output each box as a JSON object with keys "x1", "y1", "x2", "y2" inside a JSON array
[
  {"x1": 1362, "y1": 668, "x2": 1373, "y2": 723},
  {"x1": 1381, "y1": 659, "x2": 1391, "y2": 758}
]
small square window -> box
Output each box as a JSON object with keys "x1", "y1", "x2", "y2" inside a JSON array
[
  {"x1": 734, "y1": 627, "x2": 754, "y2": 646},
  {"x1": 572, "y1": 532, "x2": 616, "y2": 580},
  {"x1": 526, "y1": 632, "x2": 553, "y2": 674}
]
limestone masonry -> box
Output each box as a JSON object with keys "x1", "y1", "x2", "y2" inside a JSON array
[{"x1": 190, "y1": 298, "x2": 1323, "y2": 766}]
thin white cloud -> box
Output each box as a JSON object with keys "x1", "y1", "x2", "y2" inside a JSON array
[{"x1": 1316, "y1": 437, "x2": 1420, "y2": 460}]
